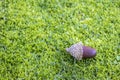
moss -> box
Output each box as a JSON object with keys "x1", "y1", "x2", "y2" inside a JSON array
[{"x1": 0, "y1": 0, "x2": 120, "y2": 79}]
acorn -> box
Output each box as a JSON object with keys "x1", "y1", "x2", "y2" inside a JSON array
[{"x1": 66, "y1": 42, "x2": 96, "y2": 60}]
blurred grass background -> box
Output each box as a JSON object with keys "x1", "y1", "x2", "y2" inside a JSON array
[{"x1": 0, "y1": 0, "x2": 120, "y2": 80}]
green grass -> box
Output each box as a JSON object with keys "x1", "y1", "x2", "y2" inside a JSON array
[{"x1": 0, "y1": 0, "x2": 120, "y2": 80}]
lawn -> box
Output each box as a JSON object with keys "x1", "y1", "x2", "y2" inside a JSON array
[{"x1": 0, "y1": 0, "x2": 120, "y2": 80}]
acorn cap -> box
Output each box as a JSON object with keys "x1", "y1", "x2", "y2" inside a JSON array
[{"x1": 66, "y1": 42, "x2": 83, "y2": 60}]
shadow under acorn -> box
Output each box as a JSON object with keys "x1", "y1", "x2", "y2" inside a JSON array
[
  {"x1": 56, "y1": 48, "x2": 97, "y2": 67},
  {"x1": 54, "y1": 48, "x2": 97, "y2": 79}
]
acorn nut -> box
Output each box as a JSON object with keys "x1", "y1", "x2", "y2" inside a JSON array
[{"x1": 66, "y1": 42, "x2": 96, "y2": 60}]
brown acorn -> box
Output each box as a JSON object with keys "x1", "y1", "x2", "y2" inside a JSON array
[
  {"x1": 66, "y1": 42, "x2": 96, "y2": 60},
  {"x1": 82, "y1": 46, "x2": 96, "y2": 58}
]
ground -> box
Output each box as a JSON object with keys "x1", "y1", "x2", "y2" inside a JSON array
[{"x1": 0, "y1": 0, "x2": 120, "y2": 80}]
